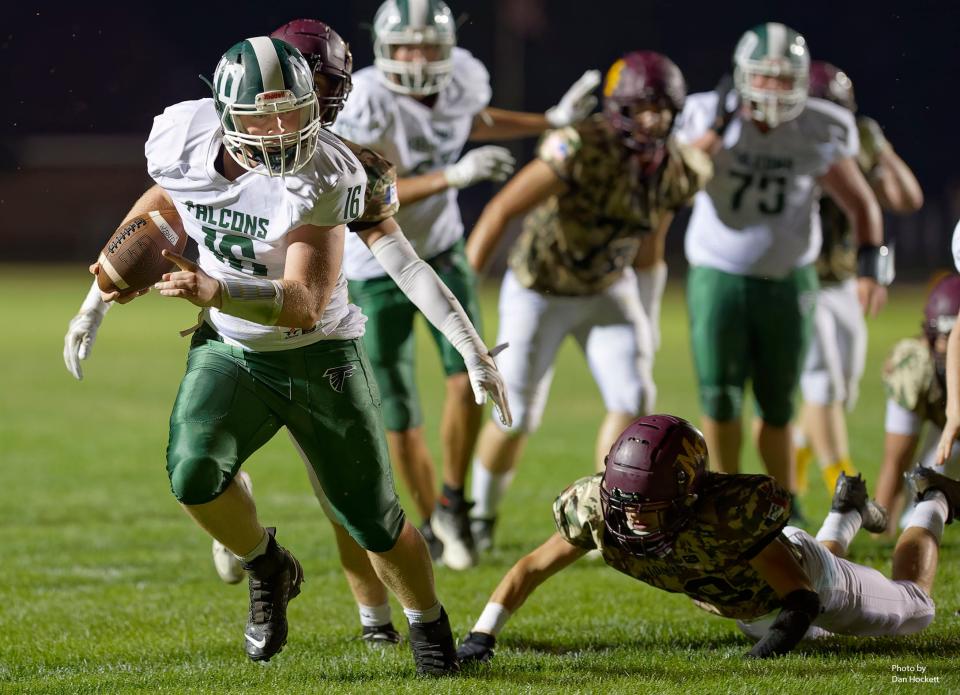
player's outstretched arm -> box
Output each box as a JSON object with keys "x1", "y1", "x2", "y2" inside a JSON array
[
  {"x1": 65, "y1": 184, "x2": 178, "y2": 379},
  {"x1": 937, "y1": 317, "x2": 960, "y2": 465},
  {"x1": 457, "y1": 533, "x2": 586, "y2": 664},
  {"x1": 394, "y1": 146, "x2": 516, "y2": 206},
  {"x1": 819, "y1": 157, "x2": 887, "y2": 317},
  {"x1": 746, "y1": 537, "x2": 820, "y2": 658},
  {"x1": 468, "y1": 70, "x2": 601, "y2": 140},
  {"x1": 859, "y1": 118, "x2": 923, "y2": 213},
  {"x1": 359, "y1": 219, "x2": 511, "y2": 427},
  {"x1": 465, "y1": 159, "x2": 567, "y2": 273}
]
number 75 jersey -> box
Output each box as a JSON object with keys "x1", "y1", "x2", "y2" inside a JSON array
[
  {"x1": 145, "y1": 99, "x2": 368, "y2": 351},
  {"x1": 675, "y1": 93, "x2": 858, "y2": 279}
]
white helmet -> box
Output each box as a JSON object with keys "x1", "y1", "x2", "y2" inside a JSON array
[
  {"x1": 733, "y1": 22, "x2": 810, "y2": 127},
  {"x1": 373, "y1": 0, "x2": 456, "y2": 96}
]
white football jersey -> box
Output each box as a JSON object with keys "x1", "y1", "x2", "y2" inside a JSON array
[
  {"x1": 675, "y1": 94, "x2": 858, "y2": 278},
  {"x1": 952, "y1": 218, "x2": 960, "y2": 273},
  {"x1": 146, "y1": 98, "x2": 368, "y2": 351},
  {"x1": 331, "y1": 47, "x2": 492, "y2": 280}
]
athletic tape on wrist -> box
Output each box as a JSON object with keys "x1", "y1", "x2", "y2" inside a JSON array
[{"x1": 218, "y1": 277, "x2": 283, "y2": 325}]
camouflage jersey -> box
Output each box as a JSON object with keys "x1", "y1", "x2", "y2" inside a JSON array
[
  {"x1": 882, "y1": 337, "x2": 946, "y2": 429},
  {"x1": 508, "y1": 114, "x2": 711, "y2": 296},
  {"x1": 341, "y1": 138, "x2": 400, "y2": 232},
  {"x1": 816, "y1": 115, "x2": 884, "y2": 284},
  {"x1": 553, "y1": 473, "x2": 791, "y2": 621}
]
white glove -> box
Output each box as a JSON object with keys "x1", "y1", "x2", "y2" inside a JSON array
[
  {"x1": 64, "y1": 280, "x2": 111, "y2": 380},
  {"x1": 465, "y1": 344, "x2": 513, "y2": 428},
  {"x1": 444, "y1": 146, "x2": 516, "y2": 190},
  {"x1": 545, "y1": 69, "x2": 602, "y2": 127}
]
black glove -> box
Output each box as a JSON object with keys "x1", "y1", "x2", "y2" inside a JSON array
[
  {"x1": 746, "y1": 589, "x2": 820, "y2": 659},
  {"x1": 456, "y1": 631, "x2": 496, "y2": 664},
  {"x1": 711, "y1": 74, "x2": 739, "y2": 136}
]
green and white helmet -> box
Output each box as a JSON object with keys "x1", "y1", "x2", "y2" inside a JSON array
[
  {"x1": 733, "y1": 22, "x2": 810, "y2": 127},
  {"x1": 372, "y1": 0, "x2": 457, "y2": 96},
  {"x1": 211, "y1": 37, "x2": 320, "y2": 177}
]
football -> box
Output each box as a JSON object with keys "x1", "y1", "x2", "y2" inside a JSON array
[{"x1": 96, "y1": 209, "x2": 188, "y2": 294}]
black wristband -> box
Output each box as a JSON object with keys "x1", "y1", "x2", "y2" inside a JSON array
[{"x1": 856, "y1": 244, "x2": 895, "y2": 285}]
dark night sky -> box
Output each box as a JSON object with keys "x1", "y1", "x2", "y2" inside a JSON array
[{"x1": 3, "y1": 0, "x2": 959, "y2": 236}]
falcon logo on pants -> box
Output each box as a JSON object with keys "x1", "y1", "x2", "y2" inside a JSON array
[{"x1": 324, "y1": 365, "x2": 357, "y2": 393}]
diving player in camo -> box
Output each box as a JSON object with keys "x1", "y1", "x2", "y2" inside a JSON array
[
  {"x1": 874, "y1": 275, "x2": 960, "y2": 534},
  {"x1": 793, "y1": 61, "x2": 923, "y2": 497},
  {"x1": 453, "y1": 415, "x2": 960, "y2": 663},
  {"x1": 329, "y1": 0, "x2": 601, "y2": 571},
  {"x1": 464, "y1": 51, "x2": 711, "y2": 552},
  {"x1": 61, "y1": 32, "x2": 514, "y2": 676},
  {"x1": 673, "y1": 23, "x2": 885, "y2": 517}
]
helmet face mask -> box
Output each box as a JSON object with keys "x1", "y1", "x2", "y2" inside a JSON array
[
  {"x1": 603, "y1": 51, "x2": 686, "y2": 161},
  {"x1": 600, "y1": 415, "x2": 708, "y2": 559},
  {"x1": 270, "y1": 19, "x2": 354, "y2": 127},
  {"x1": 212, "y1": 37, "x2": 321, "y2": 177},
  {"x1": 373, "y1": 0, "x2": 456, "y2": 96},
  {"x1": 733, "y1": 23, "x2": 810, "y2": 128}
]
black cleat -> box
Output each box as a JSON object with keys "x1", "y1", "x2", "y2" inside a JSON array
[
  {"x1": 361, "y1": 622, "x2": 401, "y2": 647},
  {"x1": 242, "y1": 528, "x2": 304, "y2": 662},
  {"x1": 407, "y1": 607, "x2": 459, "y2": 676},
  {"x1": 456, "y1": 631, "x2": 496, "y2": 664},
  {"x1": 470, "y1": 516, "x2": 497, "y2": 553},
  {"x1": 431, "y1": 500, "x2": 477, "y2": 571},
  {"x1": 419, "y1": 521, "x2": 444, "y2": 563},
  {"x1": 831, "y1": 473, "x2": 889, "y2": 533},
  {"x1": 907, "y1": 465, "x2": 960, "y2": 523}
]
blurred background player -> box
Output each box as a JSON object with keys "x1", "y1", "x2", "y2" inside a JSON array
[
  {"x1": 674, "y1": 23, "x2": 885, "y2": 519},
  {"x1": 454, "y1": 415, "x2": 956, "y2": 664},
  {"x1": 329, "y1": 0, "x2": 601, "y2": 570},
  {"x1": 794, "y1": 60, "x2": 922, "y2": 496},
  {"x1": 876, "y1": 275, "x2": 960, "y2": 534},
  {"x1": 464, "y1": 52, "x2": 711, "y2": 551}
]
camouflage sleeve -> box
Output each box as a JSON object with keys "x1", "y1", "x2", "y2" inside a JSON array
[
  {"x1": 856, "y1": 115, "x2": 886, "y2": 176},
  {"x1": 882, "y1": 338, "x2": 934, "y2": 413},
  {"x1": 712, "y1": 475, "x2": 791, "y2": 561},
  {"x1": 552, "y1": 475, "x2": 602, "y2": 551},
  {"x1": 658, "y1": 138, "x2": 713, "y2": 211},
  {"x1": 536, "y1": 126, "x2": 583, "y2": 184},
  {"x1": 339, "y1": 139, "x2": 400, "y2": 232}
]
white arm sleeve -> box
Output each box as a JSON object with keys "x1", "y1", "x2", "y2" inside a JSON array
[
  {"x1": 81, "y1": 279, "x2": 111, "y2": 316},
  {"x1": 368, "y1": 231, "x2": 486, "y2": 358},
  {"x1": 885, "y1": 398, "x2": 922, "y2": 436}
]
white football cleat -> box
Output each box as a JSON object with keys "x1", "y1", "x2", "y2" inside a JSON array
[{"x1": 212, "y1": 471, "x2": 253, "y2": 584}]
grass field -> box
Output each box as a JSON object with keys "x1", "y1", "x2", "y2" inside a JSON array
[{"x1": 2, "y1": 265, "x2": 958, "y2": 694}]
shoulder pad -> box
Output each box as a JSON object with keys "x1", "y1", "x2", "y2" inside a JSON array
[
  {"x1": 883, "y1": 337, "x2": 935, "y2": 411},
  {"x1": 673, "y1": 91, "x2": 719, "y2": 145},
  {"x1": 447, "y1": 47, "x2": 491, "y2": 113},
  {"x1": 552, "y1": 475, "x2": 602, "y2": 550},
  {"x1": 799, "y1": 97, "x2": 859, "y2": 162},
  {"x1": 537, "y1": 126, "x2": 583, "y2": 181},
  {"x1": 330, "y1": 68, "x2": 393, "y2": 145},
  {"x1": 145, "y1": 99, "x2": 219, "y2": 185}
]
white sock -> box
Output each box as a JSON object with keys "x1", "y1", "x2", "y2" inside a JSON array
[
  {"x1": 471, "y1": 462, "x2": 515, "y2": 520},
  {"x1": 815, "y1": 510, "x2": 861, "y2": 551},
  {"x1": 905, "y1": 490, "x2": 949, "y2": 543},
  {"x1": 403, "y1": 602, "x2": 442, "y2": 625},
  {"x1": 358, "y1": 602, "x2": 392, "y2": 628},
  {"x1": 472, "y1": 602, "x2": 511, "y2": 636},
  {"x1": 239, "y1": 529, "x2": 270, "y2": 564}
]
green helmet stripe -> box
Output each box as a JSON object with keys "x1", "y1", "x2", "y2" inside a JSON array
[
  {"x1": 766, "y1": 22, "x2": 787, "y2": 58},
  {"x1": 247, "y1": 36, "x2": 285, "y2": 92},
  {"x1": 398, "y1": 0, "x2": 430, "y2": 28}
]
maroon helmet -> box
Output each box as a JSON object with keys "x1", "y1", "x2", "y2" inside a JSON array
[
  {"x1": 924, "y1": 275, "x2": 960, "y2": 345},
  {"x1": 809, "y1": 61, "x2": 856, "y2": 112},
  {"x1": 602, "y1": 51, "x2": 686, "y2": 155},
  {"x1": 271, "y1": 19, "x2": 353, "y2": 126},
  {"x1": 599, "y1": 414, "x2": 708, "y2": 558}
]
